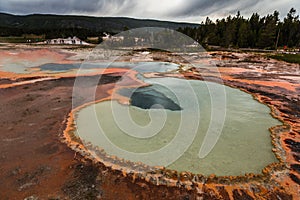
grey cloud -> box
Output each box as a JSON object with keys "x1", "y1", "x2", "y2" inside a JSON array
[
  {"x1": 0, "y1": 0, "x2": 130, "y2": 15},
  {"x1": 0, "y1": 0, "x2": 299, "y2": 23},
  {"x1": 169, "y1": 0, "x2": 260, "y2": 17}
]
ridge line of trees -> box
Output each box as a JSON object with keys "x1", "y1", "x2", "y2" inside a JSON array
[{"x1": 178, "y1": 8, "x2": 300, "y2": 49}]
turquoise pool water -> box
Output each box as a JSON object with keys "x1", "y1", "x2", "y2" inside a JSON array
[{"x1": 75, "y1": 77, "x2": 281, "y2": 176}]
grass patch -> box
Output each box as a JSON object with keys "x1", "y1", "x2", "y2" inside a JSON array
[
  {"x1": 268, "y1": 53, "x2": 300, "y2": 64},
  {"x1": 0, "y1": 36, "x2": 27, "y2": 43},
  {"x1": 0, "y1": 36, "x2": 45, "y2": 43}
]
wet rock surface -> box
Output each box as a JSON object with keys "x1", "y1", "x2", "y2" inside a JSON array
[{"x1": 0, "y1": 73, "x2": 124, "y2": 199}]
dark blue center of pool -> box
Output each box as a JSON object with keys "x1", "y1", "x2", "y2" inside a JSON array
[{"x1": 119, "y1": 86, "x2": 182, "y2": 111}]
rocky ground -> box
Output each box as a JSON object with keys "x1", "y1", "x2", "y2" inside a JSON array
[{"x1": 0, "y1": 46, "x2": 299, "y2": 199}]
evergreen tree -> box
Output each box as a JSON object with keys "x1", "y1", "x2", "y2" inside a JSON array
[
  {"x1": 175, "y1": 9, "x2": 300, "y2": 49},
  {"x1": 282, "y1": 8, "x2": 299, "y2": 47},
  {"x1": 257, "y1": 12, "x2": 279, "y2": 49},
  {"x1": 238, "y1": 22, "x2": 250, "y2": 48}
]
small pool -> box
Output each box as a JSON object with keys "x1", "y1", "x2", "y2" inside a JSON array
[
  {"x1": 0, "y1": 60, "x2": 179, "y2": 74},
  {"x1": 39, "y1": 62, "x2": 179, "y2": 73}
]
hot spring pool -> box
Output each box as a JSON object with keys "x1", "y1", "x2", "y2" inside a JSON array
[{"x1": 74, "y1": 78, "x2": 281, "y2": 176}]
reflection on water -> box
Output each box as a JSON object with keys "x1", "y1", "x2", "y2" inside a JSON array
[{"x1": 75, "y1": 77, "x2": 281, "y2": 176}]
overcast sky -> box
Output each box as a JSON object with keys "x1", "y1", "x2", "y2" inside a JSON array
[{"x1": 0, "y1": 0, "x2": 299, "y2": 23}]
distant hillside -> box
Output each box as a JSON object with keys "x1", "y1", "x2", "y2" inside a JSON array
[{"x1": 0, "y1": 13, "x2": 199, "y2": 39}]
